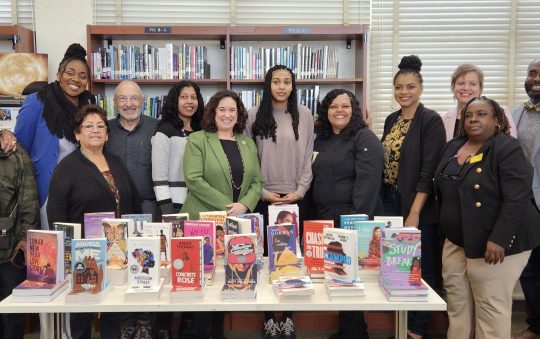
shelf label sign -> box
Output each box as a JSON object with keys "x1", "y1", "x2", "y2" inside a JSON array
[
  {"x1": 283, "y1": 27, "x2": 312, "y2": 34},
  {"x1": 144, "y1": 27, "x2": 172, "y2": 34}
]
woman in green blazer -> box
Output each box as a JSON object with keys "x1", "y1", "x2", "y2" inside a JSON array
[
  {"x1": 180, "y1": 90, "x2": 263, "y2": 339},
  {"x1": 181, "y1": 89, "x2": 263, "y2": 219}
]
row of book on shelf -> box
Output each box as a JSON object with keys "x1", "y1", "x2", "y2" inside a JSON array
[
  {"x1": 94, "y1": 85, "x2": 320, "y2": 119},
  {"x1": 90, "y1": 43, "x2": 340, "y2": 81},
  {"x1": 11, "y1": 205, "x2": 427, "y2": 303}
]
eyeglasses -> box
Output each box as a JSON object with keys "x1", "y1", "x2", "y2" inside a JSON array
[
  {"x1": 438, "y1": 154, "x2": 472, "y2": 181},
  {"x1": 116, "y1": 96, "x2": 141, "y2": 104},
  {"x1": 81, "y1": 123, "x2": 107, "y2": 132}
]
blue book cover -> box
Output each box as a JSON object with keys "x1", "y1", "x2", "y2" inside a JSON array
[
  {"x1": 339, "y1": 214, "x2": 369, "y2": 228},
  {"x1": 70, "y1": 238, "x2": 108, "y2": 294}
]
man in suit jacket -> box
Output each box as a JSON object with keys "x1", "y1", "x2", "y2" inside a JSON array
[{"x1": 512, "y1": 58, "x2": 540, "y2": 339}]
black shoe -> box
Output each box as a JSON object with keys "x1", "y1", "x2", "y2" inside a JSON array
[
  {"x1": 159, "y1": 329, "x2": 172, "y2": 339},
  {"x1": 178, "y1": 319, "x2": 198, "y2": 339},
  {"x1": 119, "y1": 326, "x2": 136, "y2": 339},
  {"x1": 133, "y1": 320, "x2": 153, "y2": 339},
  {"x1": 280, "y1": 317, "x2": 296, "y2": 339},
  {"x1": 263, "y1": 318, "x2": 282, "y2": 339}
]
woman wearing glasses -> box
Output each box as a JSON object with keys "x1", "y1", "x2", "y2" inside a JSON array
[
  {"x1": 47, "y1": 105, "x2": 141, "y2": 339},
  {"x1": 434, "y1": 96, "x2": 540, "y2": 338}
]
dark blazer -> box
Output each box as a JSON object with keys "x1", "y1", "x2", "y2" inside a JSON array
[
  {"x1": 312, "y1": 128, "x2": 384, "y2": 225},
  {"x1": 381, "y1": 103, "x2": 446, "y2": 224},
  {"x1": 47, "y1": 149, "x2": 142, "y2": 235},
  {"x1": 434, "y1": 133, "x2": 540, "y2": 259}
]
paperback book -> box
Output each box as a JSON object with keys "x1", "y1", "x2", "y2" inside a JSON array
[
  {"x1": 221, "y1": 233, "x2": 258, "y2": 299},
  {"x1": 374, "y1": 216, "x2": 404, "y2": 229},
  {"x1": 268, "y1": 204, "x2": 300, "y2": 241},
  {"x1": 125, "y1": 236, "x2": 163, "y2": 301},
  {"x1": 66, "y1": 238, "x2": 111, "y2": 302},
  {"x1": 237, "y1": 213, "x2": 265, "y2": 268},
  {"x1": 170, "y1": 237, "x2": 205, "y2": 298},
  {"x1": 339, "y1": 214, "x2": 368, "y2": 228},
  {"x1": 122, "y1": 213, "x2": 153, "y2": 237},
  {"x1": 267, "y1": 224, "x2": 300, "y2": 282},
  {"x1": 54, "y1": 222, "x2": 82, "y2": 277},
  {"x1": 342, "y1": 220, "x2": 385, "y2": 272},
  {"x1": 199, "y1": 211, "x2": 226, "y2": 258},
  {"x1": 303, "y1": 220, "x2": 334, "y2": 277},
  {"x1": 323, "y1": 228, "x2": 359, "y2": 283},
  {"x1": 183, "y1": 220, "x2": 216, "y2": 273},
  {"x1": 141, "y1": 222, "x2": 172, "y2": 268},
  {"x1": 272, "y1": 275, "x2": 315, "y2": 298},
  {"x1": 162, "y1": 213, "x2": 190, "y2": 237},
  {"x1": 101, "y1": 218, "x2": 130, "y2": 269},
  {"x1": 83, "y1": 211, "x2": 115, "y2": 238}
]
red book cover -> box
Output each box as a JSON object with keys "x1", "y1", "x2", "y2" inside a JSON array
[
  {"x1": 303, "y1": 220, "x2": 334, "y2": 272},
  {"x1": 26, "y1": 230, "x2": 63, "y2": 284},
  {"x1": 171, "y1": 237, "x2": 204, "y2": 290}
]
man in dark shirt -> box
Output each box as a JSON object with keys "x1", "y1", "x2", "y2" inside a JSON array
[{"x1": 107, "y1": 80, "x2": 159, "y2": 221}]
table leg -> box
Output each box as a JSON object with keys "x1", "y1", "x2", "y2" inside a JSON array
[{"x1": 395, "y1": 310, "x2": 408, "y2": 339}]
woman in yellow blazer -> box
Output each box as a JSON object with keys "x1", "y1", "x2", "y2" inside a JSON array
[
  {"x1": 181, "y1": 89, "x2": 263, "y2": 220},
  {"x1": 181, "y1": 90, "x2": 263, "y2": 339}
]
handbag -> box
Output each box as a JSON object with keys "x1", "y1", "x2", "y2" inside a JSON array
[{"x1": 0, "y1": 202, "x2": 16, "y2": 250}]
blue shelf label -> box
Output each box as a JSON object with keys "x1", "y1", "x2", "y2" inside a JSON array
[
  {"x1": 144, "y1": 27, "x2": 172, "y2": 34},
  {"x1": 283, "y1": 27, "x2": 311, "y2": 34}
]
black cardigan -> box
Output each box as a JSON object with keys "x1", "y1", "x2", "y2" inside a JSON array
[
  {"x1": 434, "y1": 133, "x2": 540, "y2": 258},
  {"x1": 311, "y1": 128, "x2": 384, "y2": 225},
  {"x1": 47, "y1": 149, "x2": 142, "y2": 235},
  {"x1": 381, "y1": 103, "x2": 446, "y2": 225}
]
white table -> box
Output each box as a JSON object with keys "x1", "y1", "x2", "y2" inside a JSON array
[{"x1": 0, "y1": 265, "x2": 446, "y2": 339}]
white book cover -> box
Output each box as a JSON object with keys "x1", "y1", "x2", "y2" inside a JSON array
[
  {"x1": 101, "y1": 218, "x2": 131, "y2": 269},
  {"x1": 268, "y1": 204, "x2": 300, "y2": 245},
  {"x1": 323, "y1": 228, "x2": 359, "y2": 283},
  {"x1": 374, "y1": 216, "x2": 404, "y2": 229},
  {"x1": 141, "y1": 222, "x2": 172, "y2": 268},
  {"x1": 127, "y1": 236, "x2": 161, "y2": 290},
  {"x1": 122, "y1": 214, "x2": 153, "y2": 238}
]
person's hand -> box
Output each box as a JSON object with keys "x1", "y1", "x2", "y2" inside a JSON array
[
  {"x1": 279, "y1": 192, "x2": 302, "y2": 204},
  {"x1": 0, "y1": 130, "x2": 17, "y2": 152},
  {"x1": 484, "y1": 241, "x2": 505, "y2": 265},
  {"x1": 404, "y1": 211, "x2": 420, "y2": 228},
  {"x1": 263, "y1": 191, "x2": 285, "y2": 204},
  {"x1": 226, "y1": 202, "x2": 248, "y2": 216}
]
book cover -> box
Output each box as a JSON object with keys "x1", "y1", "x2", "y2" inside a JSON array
[
  {"x1": 323, "y1": 228, "x2": 358, "y2": 283},
  {"x1": 267, "y1": 224, "x2": 297, "y2": 273},
  {"x1": 223, "y1": 234, "x2": 258, "y2": 291},
  {"x1": 83, "y1": 211, "x2": 115, "y2": 238},
  {"x1": 122, "y1": 214, "x2": 153, "y2": 237},
  {"x1": 198, "y1": 210, "x2": 227, "y2": 227},
  {"x1": 141, "y1": 222, "x2": 172, "y2": 267},
  {"x1": 339, "y1": 214, "x2": 369, "y2": 228},
  {"x1": 162, "y1": 213, "x2": 190, "y2": 237},
  {"x1": 70, "y1": 238, "x2": 108, "y2": 294},
  {"x1": 343, "y1": 220, "x2": 385, "y2": 270},
  {"x1": 183, "y1": 220, "x2": 216, "y2": 272},
  {"x1": 127, "y1": 236, "x2": 161, "y2": 289},
  {"x1": 237, "y1": 213, "x2": 265, "y2": 267},
  {"x1": 101, "y1": 218, "x2": 130, "y2": 269},
  {"x1": 26, "y1": 230, "x2": 64, "y2": 284},
  {"x1": 273, "y1": 275, "x2": 315, "y2": 297},
  {"x1": 380, "y1": 227, "x2": 423, "y2": 290},
  {"x1": 303, "y1": 220, "x2": 334, "y2": 273},
  {"x1": 171, "y1": 237, "x2": 204, "y2": 291},
  {"x1": 374, "y1": 216, "x2": 404, "y2": 229},
  {"x1": 54, "y1": 222, "x2": 81, "y2": 277},
  {"x1": 268, "y1": 204, "x2": 300, "y2": 239}
]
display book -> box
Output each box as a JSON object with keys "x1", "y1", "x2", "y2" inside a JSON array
[
  {"x1": 267, "y1": 223, "x2": 301, "y2": 283},
  {"x1": 170, "y1": 236, "x2": 205, "y2": 299},
  {"x1": 342, "y1": 220, "x2": 386, "y2": 275},
  {"x1": 141, "y1": 221, "x2": 172, "y2": 283},
  {"x1": 101, "y1": 218, "x2": 132, "y2": 285},
  {"x1": 199, "y1": 210, "x2": 227, "y2": 260},
  {"x1": 125, "y1": 236, "x2": 164, "y2": 302},
  {"x1": 323, "y1": 227, "x2": 365, "y2": 298},
  {"x1": 12, "y1": 230, "x2": 68, "y2": 302},
  {"x1": 379, "y1": 227, "x2": 428, "y2": 302},
  {"x1": 184, "y1": 219, "x2": 217, "y2": 284},
  {"x1": 53, "y1": 222, "x2": 81, "y2": 278},
  {"x1": 228, "y1": 213, "x2": 265, "y2": 268},
  {"x1": 221, "y1": 233, "x2": 258, "y2": 299},
  {"x1": 303, "y1": 220, "x2": 334, "y2": 280},
  {"x1": 268, "y1": 204, "x2": 302, "y2": 265},
  {"x1": 121, "y1": 213, "x2": 153, "y2": 238},
  {"x1": 65, "y1": 238, "x2": 112, "y2": 302},
  {"x1": 272, "y1": 275, "x2": 315, "y2": 298},
  {"x1": 162, "y1": 213, "x2": 190, "y2": 238}
]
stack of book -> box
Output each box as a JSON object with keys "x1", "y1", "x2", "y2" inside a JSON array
[
  {"x1": 323, "y1": 228, "x2": 365, "y2": 298},
  {"x1": 378, "y1": 227, "x2": 428, "y2": 302},
  {"x1": 66, "y1": 238, "x2": 112, "y2": 303},
  {"x1": 124, "y1": 236, "x2": 164, "y2": 302},
  {"x1": 12, "y1": 230, "x2": 68, "y2": 302},
  {"x1": 221, "y1": 234, "x2": 258, "y2": 299},
  {"x1": 272, "y1": 276, "x2": 315, "y2": 298},
  {"x1": 170, "y1": 237, "x2": 205, "y2": 299},
  {"x1": 303, "y1": 220, "x2": 334, "y2": 281}
]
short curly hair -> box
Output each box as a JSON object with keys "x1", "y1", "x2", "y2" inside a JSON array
[
  {"x1": 202, "y1": 90, "x2": 247, "y2": 134},
  {"x1": 315, "y1": 89, "x2": 366, "y2": 140}
]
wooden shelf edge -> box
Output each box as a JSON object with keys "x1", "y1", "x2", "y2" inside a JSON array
[
  {"x1": 230, "y1": 78, "x2": 363, "y2": 84},
  {"x1": 92, "y1": 79, "x2": 228, "y2": 85}
]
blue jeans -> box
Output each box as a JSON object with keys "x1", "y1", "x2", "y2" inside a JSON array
[
  {"x1": 520, "y1": 245, "x2": 540, "y2": 335},
  {"x1": 0, "y1": 261, "x2": 26, "y2": 339},
  {"x1": 382, "y1": 185, "x2": 440, "y2": 336}
]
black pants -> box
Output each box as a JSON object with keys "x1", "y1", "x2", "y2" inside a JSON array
[
  {"x1": 0, "y1": 261, "x2": 26, "y2": 339},
  {"x1": 70, "y1": 312, "x2": 123, "y2": 339}
]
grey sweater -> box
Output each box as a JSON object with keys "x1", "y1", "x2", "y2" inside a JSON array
[{"x1": 245, "y1": 105, "x2": 314, "y2": 198}]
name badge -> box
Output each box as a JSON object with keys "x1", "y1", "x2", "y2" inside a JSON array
[{"x1": 470, "y1": 153, "x2": 483, "y2": 164}]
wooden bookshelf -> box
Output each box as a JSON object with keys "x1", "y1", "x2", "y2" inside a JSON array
[
  {"x1": 86, "y1": 24, "x2": 368, "y2": 111},
  {"x1": 0, "y1": 25, "x2": 35, "y2": 53}
]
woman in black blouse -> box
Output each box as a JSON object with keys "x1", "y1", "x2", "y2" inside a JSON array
[
  {"x1": 311, "y1": 89, "x2": 383, "y2": 339},
  {"x1": 380, "y1": 55, "x2": 445, "y2": 339}
]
